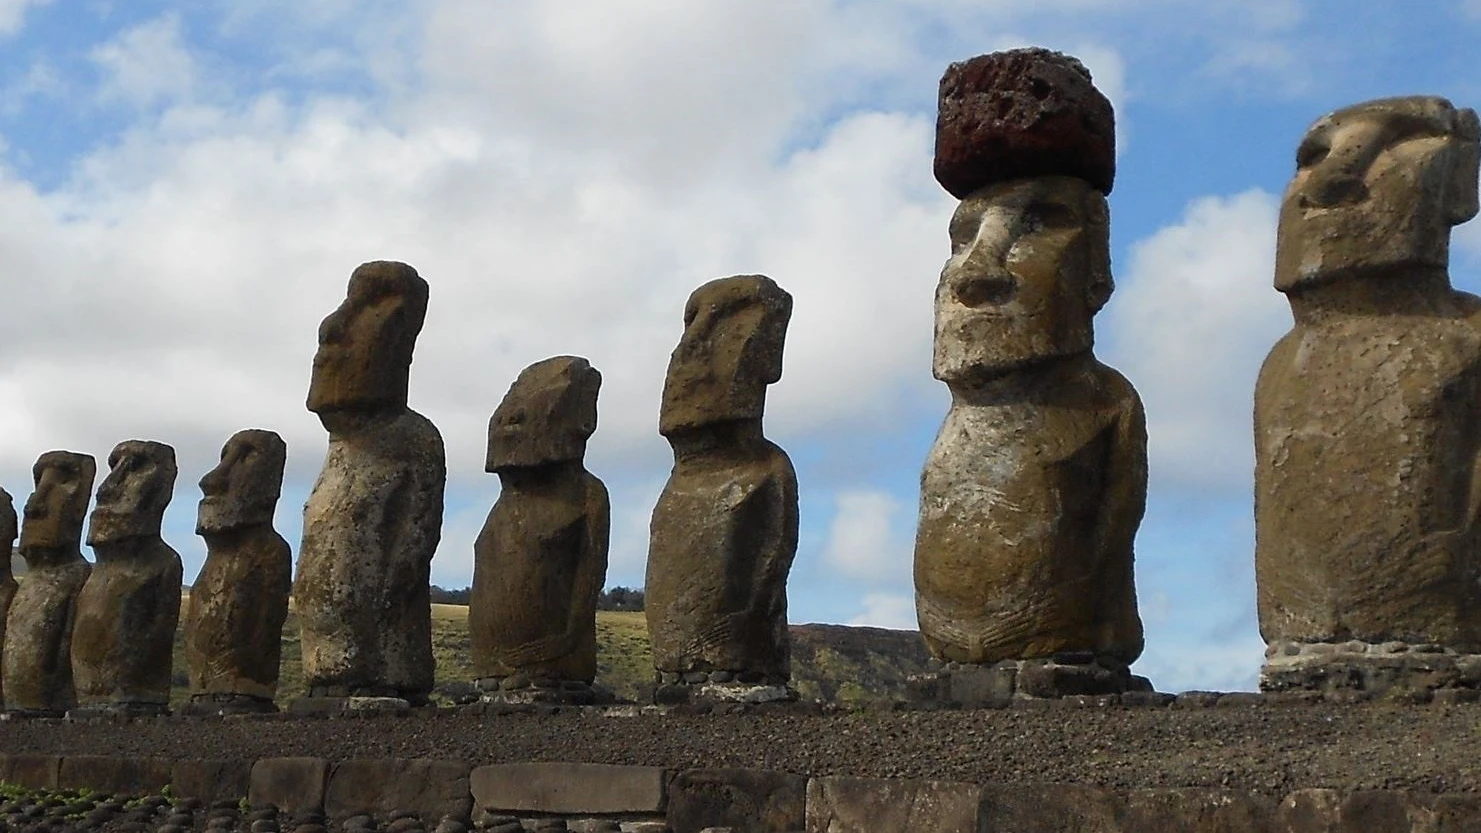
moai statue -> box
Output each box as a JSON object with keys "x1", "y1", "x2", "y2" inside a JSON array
[
  {"x1": 3, "y1": 451, "x2": 95, "y2": 716},
  {"x1": 646, "y1": 275, "x2": 799, "y2": 704},
  {"x1": 911, "y1": 49, "x2": 1148, "y2": 702},
  {"x1": 1255, "y1": 97, "x2": 1481, "y2": 695},
  {"x1": 470, "y1": 357, "x2": 610, "y2": 703},
  {"x1": 296, "y1": 260, "x2": 446, "y2": 707},
  {"x1": 71, "y1": 440, "x2": 183, "y2": 716},
  {"x1": 0, "y1": 489, "x2": 17, "y2": 706},
  {"x1": 183, "y1": 429, "x2": 292, "y2": 714}
]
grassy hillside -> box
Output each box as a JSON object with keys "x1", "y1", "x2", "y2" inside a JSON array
[{"x1": 169, "y1": 599, "x2": 928, "y2": 707}]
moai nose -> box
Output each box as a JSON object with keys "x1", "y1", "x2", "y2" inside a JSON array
[{"x1": 1303, "y1": 173, "x2": 1370, "y2": 209}]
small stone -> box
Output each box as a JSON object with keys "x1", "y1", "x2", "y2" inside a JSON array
[
  {"x1": 709, "y1": 670, "x2": 734, "y2": 683},
  {"x1": 157, "y1": 825, "x2": 188, "y2": 833},
  {"x1": 1378, "y1": 641, "x2": 1409, "y2": 654},
  {"x1": 434, "y1": 819, "x2": 467, "y2": 833},
  {"x1": 387, "y1": 817, "x2": 423, "y2": 833},
  {"x1": 250, "y1": 808, "x2": 279, "y2": 821},
  {"x1": 295, "y1": 825, "x2": 328, "y2": 833},
  {"x1": 1342, "y1": 640, "x2": 1369, "y2": 654},
  {"x1": 252, "y1": 820, "x2": 281, "y2": 833}
]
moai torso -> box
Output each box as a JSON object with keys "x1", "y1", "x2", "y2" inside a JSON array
[
  {"x1": 646, "y1": 276, "x2": 799, "y2": 684},
  {"x1": 0, "y1": 490, "x2": 17, "y2": 705},
  {"x1": 184, "y1": 429, "x2": 292, "y2": 704},
  {"x1": 295, "y1": 261, "x2": 445, "y2": 701},
  {"x1": 1255, "y1": 97, "x2": 1481, "y2": 648},
  {"x1": 471, "y1": 357, "x2": 610, "y2": 683},
  {"x1": 4, "y1": 451, "x2": 95, "y2": 714},
  {"x1": 913, "y1": 50, "x2": 1145, "y2": 668},
  {"x1": 72, "y1": 441, "x2": 183, "y2": 711}
]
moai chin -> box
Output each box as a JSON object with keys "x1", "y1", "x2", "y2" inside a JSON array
[
  {"x1": 183, "y1": 429, "x2": 291, "y2": 714},
  {"x1": 0, "y1": 489, "x2": 17, "y2": 707},
  {"x1": 645, "y1": 274, "x2": 800, "y2": 702},
  {"x1": 295, "y1": 260, "x2": 446, "y2": 706},
  {"x1": 469, "y1": 357, "x2": 610, "y2": 702},
  {"x1": 71, "y1": 440, "x2": 183, "y2": 716},
  {"x1": 3, "y1": 451, "x2": 95, "y2": 715},
  {"x1": 911, "y1": 49, "x2": 1148, "y2": 701},
  {"x1": 1255, "y1": 97, "x2": 1481, "y2": 694}
]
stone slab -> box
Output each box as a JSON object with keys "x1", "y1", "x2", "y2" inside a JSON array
[
  {"x1": 1123, "y1": 788, "x2": 1276, "y2": 832},
  {"x1": 470, "y1": 763, "x2": 667, "y2": 815},
  {"x1": 171, "y1": 759, "x2": 252, "y2": 805},
  {"x1": 805, "y1": 776, "x2": 983, "y2": 833},
  {"x1": 57, "y1": 755, "x2": 172, "y2": 796},
  {"x1": 667, "y1": 769, "x2": 806, "y2": 833},
  {"x1": 249, "y1": 757, "x2": 329, "y2": 814},
  {"x1": 2, "y1": 753, "x2": 60, "y2": 789},
  {"x1": 978, "y1": 783, "x2": 1122, "y2": 831},
  {"x1": 325, "y1": 758, "x2": 472, "y2": 820}
]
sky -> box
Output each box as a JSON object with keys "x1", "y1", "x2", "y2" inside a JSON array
[{"x1": 3, "y1": 1, "x2": 1481, "y2": 694}]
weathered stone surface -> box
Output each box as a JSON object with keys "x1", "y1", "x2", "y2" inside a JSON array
[
  {"x1": 647, "y1": 275, "x2": 798, "y2": 683},
  {"x1": 0, "y1": 488, "x2": 17, "y2": 706},
  {"x1": 1256, "y1": 97, "x2": 1481, "y2": 653},
  {"x1": 4, "y1": 451, "x2": 95, "y2": 714},
  {"x1": 3, "y1": 753, "x2": 61, "y2": 789},
  {"x1": 296, "y1": 261, "x2": 445, "y2": 702},
  {"x1": 470, "y1": 763, "x2": 666, "y2": 815},
  {"x1": 1275, "y1": 789, "x2": 1441, "y2": 833},
  {"x1": 184, "y1": 429, "x2": 291, "y2": 705},
  {"x1": 72, "y1": 440, "x2": 183, "y2": 713},
  {"x1": 978, "y1": 784, "x2": 1122, "y2": 832},
  {"x1": 667, "y1": 769, "x2": 805, "y2": 833},
  {"x1": 1122, "y1": 788, "x2": 1276, "y2": 832},
  {"x1": 58, "y1": 755, "x2": 172, "y2": 796},
  {"x1": 470, "y1": 357, "x2": 609, "y2": 684},
  {"x1": 805, "y1": 776, "x2": 983, "y2": 833},
  {"x1": 250, "y1": 757, "x2": 329, "y2": 814},
  {"x1": 914, "y1": 173, "x2": 1146, "y2": 666},
  {"x1": 324, "y1": 759, "x2": 472, "y2": 821},
  {"x1": 170, "y1": 759, "x2": 253, "y2": 805},
  {"x1": 934, "y1": 48, "x2": 1115, "y2": 199}
]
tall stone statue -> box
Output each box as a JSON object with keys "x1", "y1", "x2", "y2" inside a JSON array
[
  {"x1": 183, "y1": 429, "x2": 292, "y2": 714},
  {"x1": 4, "y1": 451, "x2": 95, "y2": 716},
  {"x1": 296, "y1": 260, "x2": 446, "y2": 706},
  {"x1": 1255, "y1": 97, "x2": 1481, "y2": 694},
  {"x1": 470, "y1": 357, "x2": 610, "y2": 703},
  {"x1": 646, "y1": 274, "x2": 799, "y2": 703},
  {"x1": 912, "y1": 48, "x2": 1148, "y2": 701},
  {"x1": 71, "y1": 440, "x2": 183, "y2": 716},
  {"x1": 0, "y1": 489, "x2": 17, "y2": 706}
]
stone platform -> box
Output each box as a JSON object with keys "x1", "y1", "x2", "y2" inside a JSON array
[
  {"x1": 1260, "y1": 639, "x2": 1481, "y2": 700},
  {"x1": 905, "y1": 655, "x2": 1153, "y2": 707}
]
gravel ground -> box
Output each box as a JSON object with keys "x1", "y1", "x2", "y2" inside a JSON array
[{"x1": 1, "y1": 699, "x2": 1478, "y2": 799}]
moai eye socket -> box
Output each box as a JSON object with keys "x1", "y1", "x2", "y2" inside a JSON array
[
  {"x1": 1296, "y1": 134, "x2": 1330, "y2": 169},
  {"x1": 1024, "y1": 201, "x2": 1077, "y2": 231},
  {"x1": 955, "y1": 276, "x2": 1017, "y2": 308}
]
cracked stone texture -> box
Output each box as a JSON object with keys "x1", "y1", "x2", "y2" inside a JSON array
[
  {"x1": 1256, "y1": 96, "x2": 1481, "y2": 650},
  {"x1": 471, "y1": 356, "x2": 610, "y2": 683},
  {"x1": 0, "y1": 489, "x2": 17, "y2": 706},
  {"x1": 296, "y1": 261, "x2": 446, "y2": 701},
  {"x1": 185, "y1": 429, "x2": 292, "y2": 702},
  {"x1": 647, "y1": 276, "x2": 798, "y2": 682},
  {"x1": 934, "y1": 48, "x2": 1115, "y2": 200}
]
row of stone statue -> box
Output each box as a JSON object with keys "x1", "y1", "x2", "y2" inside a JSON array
[{"x1": 4, "y1": 44, "x2": 1478, "y2": 713}]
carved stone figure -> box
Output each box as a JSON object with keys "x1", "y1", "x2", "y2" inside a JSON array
[
  {"x1": 470, "y1": 357, "x2": 610, "y2": 699},
  {"x1": 295, "y1": 260, "x2": 445, "y2": 705},
  {"x1": 71, "y1": 440, "x2": 183, "y2": 715},
  {"x1": 0, "y1": 489, "x2": 17, "y2": 706},
  {"x1": 4, "y1": 451, "x2": 95, "y2": 715},
  {"x1": 183, "y1": 429, "x2": 292, "y2": 713},
  {"x1": 912, "y1": 49, "x2": 1147, "y2": 695},
  {"x1": 646, "y1": 275, "x2": 799, "y2": 698},
  {"x1": 1255, "y1": 97, "x2": 1481, "y2": 678}
]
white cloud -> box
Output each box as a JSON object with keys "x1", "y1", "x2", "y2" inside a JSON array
[
  {"x1": 0, "y1": 0, "x2": 47, "y2": 36},
  {"x1": 847, "y1": 592, "x2": 917, "y2": 630},
  {"x1": 1101, "y1": 189, "x2": 1290, "y2": 495},
  {"x1": 822, "y1": 489, "x2": 909, "y2": 581},
  {"x1": 90, "y1": 14, "x2": 197, "y2": 108},
  {"x1": 1134, "y1": 629, "x2": 1264, "y2": 693}
]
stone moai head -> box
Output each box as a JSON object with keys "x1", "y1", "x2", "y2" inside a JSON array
[
  {"x1": 86, "y1": 441, "x2": 177, "y2": 546},
  {"x1": 197, "y1": 429, "x2": 287, "y2": 535},
  {"x1": 0, "y1": 487, "x2": 15, "y2": 576},
  {"x1": 307, "y1": 260, "x2": 429, "y2": 419},
  {"x1": 930, "y1": 48, "x2": 1115, "y2": 386},
  {"x1": 659, "y1": 275, "x2": 793, "y2": 437},
  {"x1": 19, "y1": 451, "x2": 97, "y2": 555},
  {"x1": 1275, "y1": 96, "x2": 1481, "y2": 292},
  {"x1": 487, "y1": 357, "x2": 601, "y2": 472}
]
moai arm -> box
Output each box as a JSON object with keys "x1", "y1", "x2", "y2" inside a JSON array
[{"x1": 1093, "y1": 381, "x2": 1148, "y2": 660}]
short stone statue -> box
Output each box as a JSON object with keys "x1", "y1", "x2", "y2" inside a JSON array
[
  {"x1": 296, "y1": 260, "x2": 446, "y2": 705},
  {"x1": 0, "y1": 489, "x2": 17, "y2": 706},
  {"x1": 3, "y1": 451, "x2": 95, "y2": 715},
  {"x1": 912, "y1": 49, "x2": 1147, "y2": 700},
  {"x1": 470, "y1": 357, "x2": 610, "y2": 701},
  {"x1": 71, "y1": 440, "x2": 183, "y2": 716},
  {"x1": 646, "y1": 274, "x2": 799, "y2": 701},
  {"x1": 1256, "y1": 97, "x2": 1481, "y2": 692},
  {"x1": 183, "y1": 429, "x2": 292, "y2": 713}
]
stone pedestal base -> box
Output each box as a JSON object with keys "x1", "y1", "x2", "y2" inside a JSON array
[
  {"x1": 179, "y1": 693, "x2": 278, "y2": 716},
  {"x1": 1261, "y1": 640, "x2": 1481, "y2": 699},
  {"x1": 906, "y1": 655, "x2": 1152, "y2": 707},
  {"x1": 288, "y1": 695, "x2": 412, "y2": 715},
  {"x1": 67, "y1": 701, "x2": 170, "y2": 719},
  {"x1": 652, "y1": 670, "x2": 796, "y2": 706},
  {"x1": 1, "y1": 709, "x2": 65, "y2": 720},
  {"x1": 474, "y1": 676, "x2": 616, "y2": 706}
]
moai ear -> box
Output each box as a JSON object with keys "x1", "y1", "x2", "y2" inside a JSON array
[{"x1": 1446, "y1": 107, "x2": 1480, "y2": 226}]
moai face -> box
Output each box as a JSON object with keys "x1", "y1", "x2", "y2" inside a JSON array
[
  {"x1": 1275, "y1": 96, "x2": 1481, "y2": 292},
  {"x1": 19, "y1": 451, "x2": 97, "y2": 553},
  {"x1": 933, "y1": 175, "x2": 1112, "y2": 385},
  {"x1": 659, "y1": 275, "x2": 793, "y2": 437},
  {"x1": 307, "y1": 261, "x2": 429, "y2": 418},
  {"x1": 487, "y1": 357, "x2": 601, "y2": 472},
  {"x1": 197, "y1": 429, "x2": 287, "y2": 534},
  {"x1": 86, "y1": 441, "x2": 177, "y2": 546}
]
